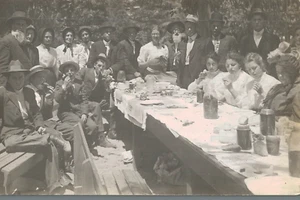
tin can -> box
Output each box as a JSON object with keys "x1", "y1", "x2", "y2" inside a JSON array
[
  {"x1": 237, "y1": 124, "x2": 252, "y2": 150},
  {"x1": 260, "y1": 109, "x2": 275, "y2": 136},
  {"x1": 196, "y1": 89, "x2": 204, "y2": 103}
]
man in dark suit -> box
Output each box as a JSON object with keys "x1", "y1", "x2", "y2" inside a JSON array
[
  {"x1": 54, "y1": 61, "x2": 114, "y2": 150},
  {"x1": 0, "y1": 60, "x2": 71, "y2": 194},
  {"x1": 77, "y1": 53, "x2": 117, "y2": 147},
  {"x1": 209, "y1": 11, "x2": 238, "y2": 71},
  {"x1": 23, "y1": 25, "x2": 39, "y2": 67},
  {"x1": 87, "y1": 22, "x2": 117, "y2": 68},
  {"x1": 110, "y1": 24, "x2": 142, "y2": 80},
  {"x1": 240, "y1": 8, "x2": 280, "y2": 78},
  {"x1": 0, "y1": 11, "x2": 34, "y2": 86},
  {"x1": 178, "y1": 15, "x2": 214, "y2": 89}
]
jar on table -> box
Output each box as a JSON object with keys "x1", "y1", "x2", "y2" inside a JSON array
[
  {"x1": 203, "y1": 94, "x2": 218, "y2": 119},
  {"x1": 237, "y1": 117, "x2": 252, "y2": 150},
  {"x1": 260, "y1": 109, "x2": 275, "y2": 136},
  {"x1": 288, "y1": 129, "x2": 300, "y2": 178},
  {"x1": 196, "y1": 88, "x2": 204, "y2": 103}
]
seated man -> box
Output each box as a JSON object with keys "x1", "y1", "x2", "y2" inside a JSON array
[
  {"x1": 26, "y1": 65, "x2": 74, "y2": 142},
  {"x1": 77, "y1": 53, "x2": 117, "y2": 147},
  {"x1": 54, "y1": 61, "x2": 114, "y2": 152},
  {"x1": 0, "y1": 60, "x2": 71, "y2": 194}
]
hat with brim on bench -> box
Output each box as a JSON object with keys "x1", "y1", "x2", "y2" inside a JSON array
[
  {"x1": 185, "y1": 14, "x2": 199, "y2": 24},
  {"x1": 210, "y1": 12, "x2": 225, "y2": 24},
  {"x1": 27, "y1": 65, "x2": 46, "y2": 80},
  {"x1": 78, "y1": 26, "x2": 92, "y2": 38},
  {"x1": 166, "y1": 19, "x2": 185, "y2": 33},
  {"x1": 123, "y1": 23, "x2": 141, "y2": 33},
  {"x1": 2, "y1": 60, "x2": 29, "y2": 75},
  {"x1": 59, "y1": 61, "x2": 80, "y2": 73},
  {"x1": 248, "y1": 8, "x2": 267, "y2": 20},
  {"x1": 99, "y1": 22, "x2": 116, "y2": 33},
  {"x1": 6, "y1": 11, "x2": 32, "y2": 27}
]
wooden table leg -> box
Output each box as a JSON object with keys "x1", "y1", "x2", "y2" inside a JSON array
[{"x1": 132, "y1": 124, "x2": 142, "y2": 170}]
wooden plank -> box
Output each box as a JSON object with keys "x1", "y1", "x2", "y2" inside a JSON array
[
  {"x1": 122, "y1": 169, "x2": 146, "y2": 195},
  {"x1": 102, "y1": 172, "x2": 119, "y2": 195},
  {"x1": 130, "y1": 170, "x2": 153, "y2": 195},
  {"x1": 1, "y1": 153, "x2": 44, "y2": 193},
  {"x1": 82, "y1": 159, "x2": 97, "y2": 195},
  {"x1": 112, "y1": 170, "x2": 133, "y2": 195},
  {"x1": 0, "y1": 153, "x2": 25, "y2": 169},
  {"x1": 0, "y1": 144, "x2": 5, "y2": 154},
  {"x1": 0, "y1": 152, "x2": 9, "y2": 162}
]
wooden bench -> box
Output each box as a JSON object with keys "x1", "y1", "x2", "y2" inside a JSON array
[
  {"x1": 0, "y1": 143, "x2": 44, "y2": 194},
  {"x1": 73, "y1": 123, "x2": 153, "y2": 195}
]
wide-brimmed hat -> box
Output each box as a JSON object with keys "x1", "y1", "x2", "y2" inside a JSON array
[
  {"x1": 248, "y1": 8, "x2": 267, "y2": 20},
  {"x1": 2, "y1": 60, "x2": 29, "y2": 75},
  {"x1": 6, "y1": 11, "x2": 32, "y2": 27},
  {"x1": 62, "y1": 27, "x2": 75, "y2": 39},
  {"x1": 38, "y1": 27, "x2": 55, "y2": 42},
  {"x1": 185, "y1": 14, "x2": 199, "y2": 24},
  {"x1": 78, "y1": 26, "x2": 92, "y2": 38},
  {"x1": 59, "y1": 61, "x2": 80, "y2": 73},
  {"x1": 123, "y1": 23, "x2": 141, "y2": 33},
  {"x1": 210, "y1": 11, "x2": 224, "y2": 24},
  {"x1": 94, "y1": 53, "x2": 108, "y2": 64},
  {"x1": 166, "y1": 19, "x2": 185, "y2": 33},
  {"x1": 26, "y1": 25, "x2": 38, "y2": 43},
  {"x1": 27, "y1": 65, "x2": 46, "y2": 80},
  {"x1": 99, "y1": 22, "x2": 116, "y2": 33}
]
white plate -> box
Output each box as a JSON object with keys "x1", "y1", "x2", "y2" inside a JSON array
[{"x1": 140, "y1": 100, "x2": 164, "y2": 106}]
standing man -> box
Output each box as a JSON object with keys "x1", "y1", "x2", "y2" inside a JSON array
[
  {"x1": 23, "y1": 25, "x2": 40, "y2": 67},
  {"x1": 209, "y1": 11, "x2": 238, "y2": 72},
  {"x1": 178, "y1": 14, "x2": 214, "y2": 89},
  {"x1": 0, "y1": 11, "x2": 33, "y2": 86},
  {"x1": 87, "y1": 22, "x2": 116, "y2": 68},
  {"x1": 110, "y1": 23, "x2": 142, "y2": 80},
  {"x1": 240, "y1": 8, "x2": 280, "y2": 78},
  {"x1": 78, "y1": 26, "x2": 94, "y2": 69}
]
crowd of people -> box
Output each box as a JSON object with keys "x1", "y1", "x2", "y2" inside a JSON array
[{"x1": 0, "y1": 7, "x2": 300, "y2": 194}]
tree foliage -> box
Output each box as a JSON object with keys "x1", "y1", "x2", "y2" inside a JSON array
[{"x1": 0, "y1": 0, "x2": 299, "y2": 46}]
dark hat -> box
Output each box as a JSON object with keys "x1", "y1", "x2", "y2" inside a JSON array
[
  {"x1": 27, "y1": 65, "x2": 46, "y2": 80},
  {"x1": 62, "y1": 27, "x2": 75, "y2": 39},
  {"x1": 26, "y1": 25, "x2": 38, "y2": 43},
  {"x1": 6, "y1": 11, "x2": 32, "y2": 27},
  {"x1": 38, "y1": 27, "x2": 55, "y2": 42},
  {"x1": 94, "y1": 53, "x2": 107, "y2": 64},
  {"x1": 2, "y1": 60, "x2": 29, "y2": 75},
  {"x1": 99, "y1": 22, "x2": 116, "y2": 33},
  {"x1": 123, "y1": 23, "x2": 141, "y2": 33},
  {"x1": 166, "y1": 20, "x2": 185, "y2": 33},
  {"x1": 248, "y1": 8, "x2": 267, "y2": 20},
  {"x1": 59, "y1": 61, "x2": 80, "y2": 73},
  {"x1": 210, "y1": 11, "x2": 224, "y2": 24},
  {"x1": 78, "y1": 26, "x2": 92, "y2": 38}
]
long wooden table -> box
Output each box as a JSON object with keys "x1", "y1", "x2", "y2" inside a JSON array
[{"x1": 113, "y1": 87, "x2": 293, "y2": 195}]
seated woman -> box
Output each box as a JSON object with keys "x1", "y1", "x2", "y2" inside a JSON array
[
  {"x1": 263, "y1": 55, "x2": 300, "y2": 116},
  {"x1": 0, "y1": 60, "x2": 71, "y2": 194},
  {"x1": 221, "y1": 51, "x2": 253, "y2": 106},
  {"x1": 138, "y1": 25, "x2": 177, "y2": 84},
  {"x1": 237, "y1": 53, "x2": 280, "y2": 110},
  {"x1": 188, "y1": 52, "x2": 226, "y2": 99}
]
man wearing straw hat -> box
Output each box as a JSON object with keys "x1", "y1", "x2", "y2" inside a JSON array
[
  {"x1": 0, "y1": 11, "x2": 34, "y2": 86},
  {"x1": 240, "y1": 7, "x2": 280, "y2": 78},
  {"x1": 87, "y1": 22, "x2": 117, "y2": 68},
  {"x1": 178, "y1": 14, "x2": 214, "y2": 89},
  {"x1": 0, "y1": 60, "x2": 72, "y2": 194}
]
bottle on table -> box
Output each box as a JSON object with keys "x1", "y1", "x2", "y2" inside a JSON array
[
  {"x1": 203, "y1": 94, "x2": 218, "y2": 119},
  {"x1": 260, "y1": 109, "x2": 275, "y2": 136},
  {"x1": 237, "y1": 116, "x2": 252, "y2": 150},
  {"x1": 196, "y1": 88, "x2": 204, "y2": 103},
  {"x1": 288, "y1": 129, "x2": 300, "y2": 177}
]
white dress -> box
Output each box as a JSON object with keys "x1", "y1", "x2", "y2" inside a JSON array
[{"x1": 56, "y1": 43, "x2": 84, "y2": 67}]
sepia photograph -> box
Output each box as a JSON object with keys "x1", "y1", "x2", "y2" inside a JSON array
[{"x1": 0, "y1": 0, "x2": 299, "y2": 196}]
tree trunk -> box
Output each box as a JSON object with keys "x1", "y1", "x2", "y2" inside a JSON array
[{"x1": 197, "y1": 0, "x2": 210, "y2": 38}]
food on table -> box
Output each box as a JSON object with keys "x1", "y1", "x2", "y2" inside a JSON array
[{"x1": 222, "y1": 144, "x2": 242, "y2": 152}]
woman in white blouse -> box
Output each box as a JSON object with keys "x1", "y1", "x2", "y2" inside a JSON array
[
  {"x1": 237, "y1": 52, "x2": 280, "y2": 110},
  {"x1": 188, "y1": 52, "x2": 226, "y2": 99},
  {"x1": 221, "y1": 51, "x2": 253, "y2": 106},
  {"x1": 138, "y1": 25, "x2": 177, "y2": 84},
  {"x1": 56, "y1": 27, "x2": 83, "y2": 67},
  {"x1": 37, "y1": 28, "x2": 58, "y2": 86}
]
